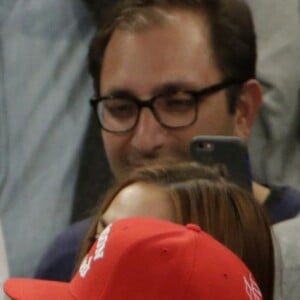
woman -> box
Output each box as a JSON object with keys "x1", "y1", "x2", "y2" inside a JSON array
[{"x1": 79, "y1": 161, "x2": 274, "y2": 300}]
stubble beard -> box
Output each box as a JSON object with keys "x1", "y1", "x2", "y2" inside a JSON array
[{"x1": 112, "y1": 145, "x2": 191, "y2": 179}]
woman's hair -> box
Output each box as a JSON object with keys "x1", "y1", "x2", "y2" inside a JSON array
[{"x1": 77, "y1": 161, "x2": 274, "y2": 300}]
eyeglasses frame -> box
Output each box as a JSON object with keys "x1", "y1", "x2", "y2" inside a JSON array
[{"x1": 90, "y1": 79, "x2": 246, "y2": 133}]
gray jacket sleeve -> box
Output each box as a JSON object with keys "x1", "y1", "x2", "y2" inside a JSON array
[
  {"x1": 248, "y1": 0, "x2": 300, "y2": 188},
  {"x1": 0, "y1": 0, "x2": 94, "y2": 277},
  {"x1": 273, "y1": 215, "x2": 300, "y2": 300}
]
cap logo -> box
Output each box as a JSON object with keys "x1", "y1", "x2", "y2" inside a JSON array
[
  {"x1": 79, "y1": 224, "x2": 112, "y2": 278},
  {"x1": 79, "y1": 255, "x2": 93, "y2": 278},
  {"x1": 243, "y1": 273, "x2": 262, "y2": 300},
  {"x1": 94, "y1": 224, "x2": 112, "y2": 260}
]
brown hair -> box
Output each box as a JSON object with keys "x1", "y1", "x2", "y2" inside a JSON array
[
  {"x1": 88, "y1": 0, "x2": 256, "y2": 113},
  {"x1": 77, "y1": 161, "x2": 273, "y2": 300}
]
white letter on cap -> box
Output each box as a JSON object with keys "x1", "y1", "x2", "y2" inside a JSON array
[{"x1": 94, "y1": 224, "x2": 112, "y2": 260}]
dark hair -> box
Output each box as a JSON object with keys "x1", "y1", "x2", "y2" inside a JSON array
[
  {"x1": 77, "y1": 161, "x2": 273, "y2": 300},
  {"x1": 80, "y1": 0, "x2": 117, "y2": 21},
  {"x1": 88, "y1": 0, "x2": 256, "y2": 112}
]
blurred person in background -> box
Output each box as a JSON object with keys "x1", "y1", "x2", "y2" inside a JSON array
[
  {"x1": 247, "y1": 0, "x2": 300, "y2": 190},
  {"x1": 0, "y1": 0, "x2": 95, "y2": 276}
]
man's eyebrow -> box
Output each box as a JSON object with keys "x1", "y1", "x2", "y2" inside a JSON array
[
  {"x1": 101, "y1": 88, "x2": 137, "y2": 99},
  {"x1": 102, "y1": 81, "x2": 201, "y2": 98},
  {"x1": 152, "y1": 81, "x2": 200, "y2": 95}
]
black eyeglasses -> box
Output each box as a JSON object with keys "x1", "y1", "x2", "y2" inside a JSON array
[{"x1": 90, "y1": 79, "x2": 244, "y2": 133}]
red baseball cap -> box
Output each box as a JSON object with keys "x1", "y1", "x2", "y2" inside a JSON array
[{"x1": 4, "y1": 218, "x2": 263, "y2": 300}]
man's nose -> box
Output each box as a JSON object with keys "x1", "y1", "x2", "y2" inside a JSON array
[{"x1": 130, "y1": 108, "x2": 167, "y2": 154}]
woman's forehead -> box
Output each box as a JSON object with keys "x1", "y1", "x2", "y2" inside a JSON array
[{"x1": 102, "y1": 182, "x2": 176, "y2": 225}]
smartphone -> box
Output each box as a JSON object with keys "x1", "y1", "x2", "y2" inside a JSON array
[{"x1": 190, "y1": 135, "x2": 252, "y2": 192}]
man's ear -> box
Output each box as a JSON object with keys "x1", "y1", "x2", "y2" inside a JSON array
[{"x1": 233, "y1": 79, "x2": 262, "y2": 140}]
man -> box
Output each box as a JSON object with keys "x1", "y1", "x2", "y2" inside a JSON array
[
  {"x1": 5, "y1": 218, "x2": 264, "y2": 300},
  {"x1": 87, "y1": 0, "x2": 300, "y2": 223},
  {"x1": 35, "y1": 0, "x2": 300, "y2": 295}
]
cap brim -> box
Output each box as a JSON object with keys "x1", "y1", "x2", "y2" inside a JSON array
[{"x1": 4, "y1": 278, "x2": 73, "y2": 300}]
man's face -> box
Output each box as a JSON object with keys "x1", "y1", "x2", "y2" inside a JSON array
[{"x1": 100, "y1": 9, "x2": 245, "y2": 177}]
